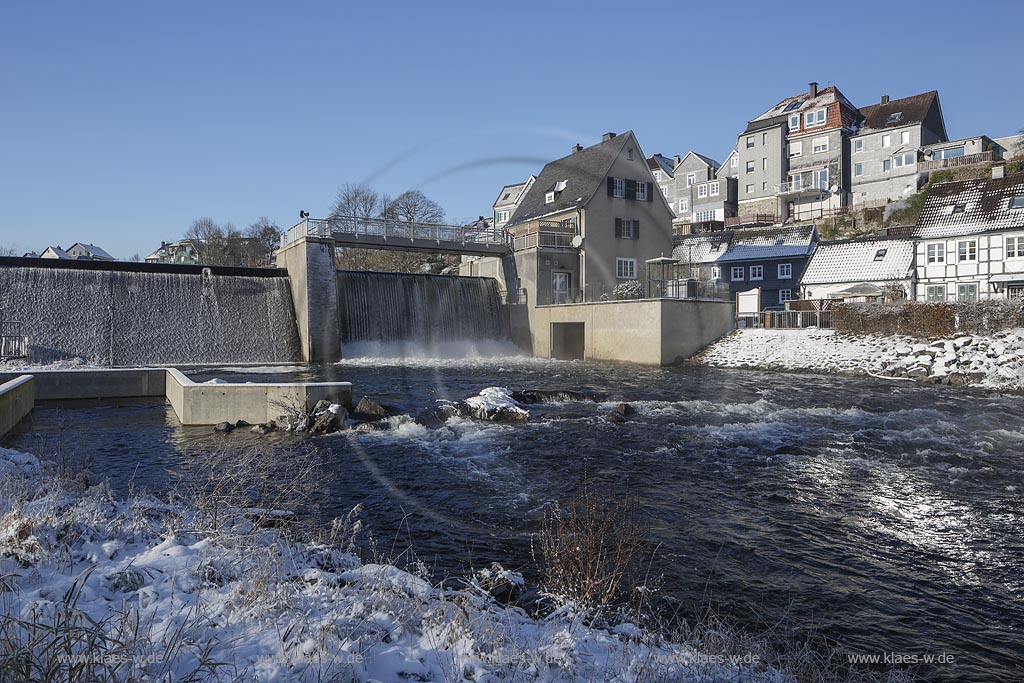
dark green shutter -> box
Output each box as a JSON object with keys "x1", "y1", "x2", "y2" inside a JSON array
[
  {"x1": 634, "y1": 220, "x2": 640, "y2": 240},
  {"x1": 646, "y1": 182, "x2": 653, "y2": 201},
  {"x1": 607, "y1": 176, "x2": 615, "y2": 196},
  {"x1": 626, "y1": 179, "x2": 636, "y2": 200},
  {"x1": 614, "y1": 218, "x2": 622, "y2": 238}
]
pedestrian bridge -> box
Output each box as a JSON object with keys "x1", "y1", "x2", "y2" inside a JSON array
[{"x1": 282, "y1": 216, "x2": 512, "y2": 257}]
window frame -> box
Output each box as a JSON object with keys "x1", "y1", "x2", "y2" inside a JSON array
[
  {"x1": 749, "y1": 265, "x2": 764, "y2": 281},
  {"x1": 854, "y1": 139, "x2": 864, "y2": 153},
  {"x1": 686, "y1": 172, "x2": 696, "y2": 186},
  {"x1": 779, "y1": 289, "x2": 793, "y2": 303},
  {"x1": 731, "y1": 266, "x2": 744, "y2": 281},
  {"x1": 957, "y1": 239, "x2": 978, "y2": 262},
  {"x1": 925, "y1": 284, "x2": 946, "y2": 302},
  {"x1": 778, "y1": 263, "x2": 792, "y2": 279},
  {"x1": 1007, "y1": 236, "x2": 1024, "y2": 258},
  {"x1": 697, "y1": 184, "x2": 708, "y2": 198},
  {"x1": 957, "y1": 282, "x2": 978, "y2": 302},
  {"x1": 618, "y1": 219, "x2": 636, "y2": 239},
  {"x1": 746, "y1": 136, "x2": 755, "y2": 149},
  {"x1": 926, "y1": 243, "x2": 945, "y2": 264},
  {"x1": 854, "y1": 162, "x2": 863, "y2": 177},
  {"x1": 789, "y1": 114, "x2": 800, "y2": 131},
  {"x1": 882, "y1": 134, "x2": 891, "y2": 148},
  {"x1": 745, "y1": 160, "x2": 755, "y2": 173},
  {"x1": 731, "y1": 155, "x2": 739, "y2": 168},
  {"x1": 635, "y1": 182, "x2": 648, "y2": 201},
  {"x1": 613, "y1": 178, "x2": 625, "y2": 198},
  {"x1": 812, "y1": 137, "x2": 829, "y2": 153},
  {"x1": 616, "y1": 257, "x2": 637, "y2": 280},
  {"x1": 788, "y1": 141, "x2": 802, "y2": 158},
  {"x1": 710, "y1": 181, "x2": 720, "y2": 197}
]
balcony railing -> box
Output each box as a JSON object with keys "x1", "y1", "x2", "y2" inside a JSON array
[
  {"x1": 919, "y1": 151, "x2": 996, "y2": 171},
  {"x1": 512, "y1": 231, "x2": 577, "y2": 251},
  {"x1": 777, "y1": 179, "x2": 828, "y2": 195},
  {"x1": 725, "y1": 214, "x2": 778, "y2": 228},
  {"x1": 0, "y1": 321, "x2": 28, "y2": 359}
]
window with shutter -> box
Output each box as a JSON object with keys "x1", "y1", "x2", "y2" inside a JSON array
[{"x1": 614, "y1": 218, "x2": 622, "y2": 238}]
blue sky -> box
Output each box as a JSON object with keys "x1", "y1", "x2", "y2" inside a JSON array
[{"x1": 1, "y1": 0, "x2": 1021, "y2": 259}]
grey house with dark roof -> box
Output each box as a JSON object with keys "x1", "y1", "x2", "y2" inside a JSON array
[
  {"x1": 499, "y1": 131, "x2": 674, "y2": 304},
  {"x1": 673, "y1": 225, "x2": 817, "y2": 308},
  {"x1": 849, "y1": 91, "x2": 949, "y2": 206},
  {"x1": 913, "y1": 172, "x2": 1024, "y2": 302},
  {"x1": 492, "y1": 177, "x2": 535, "y2": 229}
]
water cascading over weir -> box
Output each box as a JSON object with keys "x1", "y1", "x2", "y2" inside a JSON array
[
  {"x1": 336, "y1": 271, "x2": 510, "y2": 346},
  {"x1": 0, "y1": 260, "x2": 301, "y2": 365}
]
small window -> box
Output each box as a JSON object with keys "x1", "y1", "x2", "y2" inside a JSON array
[
  {"x1": 502, "y1": 192, "x2": 511, "y2": 200},
  {"x1": 901, "y1": 130, "x2": 911, "y2": 145},
  {"x1": 762, "y1": 157, "x2": 767, "y2": 170},
  {"x1": 788, "y1": 141, "x2": 802, "y2": 158},
  {"x1": 680, "y1": 198, "x2": 689, "y2": 212},
  {"x1": 698, "y1": 184, "x2": 708, "y2": 198},
  {"x1": 1009, "y1": 197, "x2": 1024, "y2": 210},
  {"x1": 883, "y1": 159, "x2": 892, "y2": 172},
  {"x1": 957, "y1": 283, "x2": 978, "y2": 302},
  {"x1": 789, "y1": 114, "x2": 800, "y2": 131},
  {"x1": 636, "y1": 182, "x2": 648, "y2": 201},
  {"x1": 874, "y1": 248, "x2": 887, "y2": 261},
  {"x1": 783, "y1": 99, "x2": 804, "y2": 112},
  {"x1": 710, "y1": 181, "x2": 720, "y2": 196},
  {"x1": 854, "y1": 139, "x2": 864, "y2": 153},
  {"x1": 779, "y1": 289, "x2": 793, "y2": 303},
  {"x1": 627, "y1": 148, "x2": 634, "y2": 160},
  {"x1": 882, "y1": 134, "x2": 891, "y2": 148},
  {"x1": 903, "y1": 152, "x2": 915, "y2": 166},
  {"x1": 762, "y1": 182, "x2": 767, "y2": 191},
  {"x1": 746, "y1": 161, "x2": 755, "y2": 173},
  {"x1": 888, "y1": 112, "x2": 903, "y2": 123},
  {"x1": 618, "y1": 219, "x2": 636, "y2": 239},
  {"x1": 750, "y1": 265, "x2": 763, "y2": 280},
  {"x1": 746, "y1": 136, "x2": 755, "y2": 149},
  {"x1": 957, "y1": 239, "x2": 977, "y2": 262},
  {"x1": 616, "y1": 257, "x2": 637, "y2": 279},
  {"x1": 653, "y1": 170, "x2": 661, "y2": 181},
  {"x1": 762, "y1": 132, "x2": 768, "y2": 145},
  {"x1": 711, "y1": 266, "x2": 721, "y2": 279},
  {"x1": 778, "y1": 263, "x2": 792, "y2": 279},
  {"x1": 812, "y1": 137, "x2": 829, "y2": 153},
  {"x1": 854, "y1": 162, "x2": 863, "y2": 177},
  {"x1": 1007, "y1": 236, "x2": 1024, "y2": 258},
  {"x1": 545, "y1": 191, "x2": 555, "y2": 204},
  {"x1": 952, "y1": 204, "x2": 966, "y2": 214},
  {"x1": 805, "y1": 108, "x2": 826, "y2": 127},
  {"x1": 613, "y1": 178, "x2": 625, "y2": 198},
  {"x1": 731, "y1": 155, "x2": 739, "y2": 168},
  {"x1": 687, "y1": 172, "x2": 696, "y2": 186},
  {"x1": 926, "y1": 243, "x2": 945, "y2": 264},
  {"x1": 746, "y1": 184, "x2": 754, "y2": 194},
  {"x1": 731, "y1": 266, "x2": 744, "y2": 281},
  {"x1": 661, "y1": 186, "x2": 668, "y2": 197}
]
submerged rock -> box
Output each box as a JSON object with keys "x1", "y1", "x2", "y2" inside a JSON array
[
  {"x1": 462, "y1": 387, "x2": 529, "y2": 422},
  {"x1": 612, "y1": 403, "x2": 636, "y2": 417},
  {"x1": 415, "y1": 401, "x2": 462, "y2": 429},
  {"x1": 510, "y1": 388, "x2": 607, "y2": 404},
  {"x1": 214, "y1": 421, "x2": 235, "y2": 433},
  {"x1": 251, "y1": 421, "x2": 276, "y2": 435},
  {"x1": 354, "y1": 397, "x2": 402, "y2": 419}
]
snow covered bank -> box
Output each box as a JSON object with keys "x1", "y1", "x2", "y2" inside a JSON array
[
  {"x1": 696, "y1": 328, "x2": 1024, "y2": 391},
  {"x1": 0, "y1": 447, "x2": 789, "y2": 683}
]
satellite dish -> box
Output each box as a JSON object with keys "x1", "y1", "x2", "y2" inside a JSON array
[
  {"x1": 829, "y1": 185, "x2": 839, "y2": 193},
  {"x1": 571, "y1": 235, "x2": 584, "y2": 248}
]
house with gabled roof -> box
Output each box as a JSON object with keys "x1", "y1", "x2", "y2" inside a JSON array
[
  {"x1": 849, "y1": 91, "x2": 949, "y2": 206},
  {"x1": 673, "y1": 224, "x2": 817, "y2": 308},
  {"x1": 500, "y1": 131, "x2": 674, "y2": 304},
  {"x1": 492, "y1": 176, "x2": 535, "y2": 229},
  {"x1": 800, "y1": 236, "x2": 916, "y2": 302},
  {"x1": 735, "y1": 82, "x2": 860, "y2": 224},
  {"x1": 66, "y1": 243, "x2": 114, "y2": 261},
  {"x1": 664, "y1": 150, "x2": 739, "y2": 234},
  {"x1": 912, "y1": 171, "x2": 1024, "y2": 302},
  {"x1": 39, "y1": 245, "x2": 72, "y2": 259}
]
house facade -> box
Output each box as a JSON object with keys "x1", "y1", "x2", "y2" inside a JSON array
[
  {"x1": 850, "y1": 92, "x2": 948, "y2": 207},
  {"x1": 146, "y1": 239, "x2": 201, "y2": 265},
  {"x1": 66, "y1": 243, "x2": 114, "y2": 261},
  {"x1": 673, "y1": 224, "x2": 817, "y2": 308},
  {"x1": 492, "y1": 177, "x2": 535, "y2": 229},
  {"x1": 912, "y1": 172, "x2": 1024, "y2": 302},
  {"x1": 799, "y1": 236, "x2": 916, "y2": 301}
]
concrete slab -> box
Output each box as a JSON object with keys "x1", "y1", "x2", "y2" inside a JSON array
[{"x1": 0, "y1": 375, "x2": 34, "y2": 438}]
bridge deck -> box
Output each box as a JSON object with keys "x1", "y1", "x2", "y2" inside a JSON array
[{"x1": 284, "y1": 217, "x2": 511, "y2": 256}]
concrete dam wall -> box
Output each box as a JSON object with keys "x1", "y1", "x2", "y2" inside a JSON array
[
  {"x1": 0, "y1": 264, "x2": 301, "y2": 365},
  {"x1": 336, "y1": 270, "x2": 509, "y2": 344}
]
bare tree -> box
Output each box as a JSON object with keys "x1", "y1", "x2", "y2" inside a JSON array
[
  {"x1": 0, "y1": 245, "x2": 17, "y2": 257},
  {"x1": 383, "y1": 190, "x2": 445, "y2": 224},
  {"x1": 330, "y1": 183, "x2": 382, "y2": 219},
  {"x1": 246, "y1": 216, "x2": 281, "y2": 266}
]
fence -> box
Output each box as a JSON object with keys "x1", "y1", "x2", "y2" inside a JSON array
[
  {"x1": 0, "y1": 321, "x2": 28, "y2": 359},
  {"x1": 282, "y1": 216, "x2": 509, "y2": 248},
  {"x1": 760, "y1": 309, "x2": 833, "y2": 329}
]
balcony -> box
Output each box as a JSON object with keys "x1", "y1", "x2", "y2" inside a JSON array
[
  {"x1": 777, "y1": 179, "x2": 828, "y2": 197},
  {"x1": 725, "y1": 214, "x2": 778, "y2": 228},
  {"x1": 510, "y1": 218, "x2": 579, "y2": 252},
  {"x1": 919, "y1": 151, "x2": 996, "y2": 171}
]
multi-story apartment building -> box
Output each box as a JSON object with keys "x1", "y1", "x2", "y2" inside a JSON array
[
  {"x1": 913, "y1": 171, "x2": 1024, "y2": 302},
  {"x1": 849, "y1": 92, "x2": 948, "y2": 206},
  {"x1": 660, "y1": 151, "x2": 742, "y2": 233},
  {"x1": 734, "y1": 83, "x2": 861, "y2": 224}
]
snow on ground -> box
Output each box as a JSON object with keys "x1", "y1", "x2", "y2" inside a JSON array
[
  {"x1": 697, "y1": 328, "x2": 1024, "y2": 391},
  {"x1": 0, "y1": 448, "x2": 787, "y2": 683}
]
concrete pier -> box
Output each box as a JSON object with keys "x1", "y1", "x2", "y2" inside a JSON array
[
  {"x1": 276, "y1": 235, "x2": 341, "y2": 363},
  {"x1": 0, "y1": 375, "x2": 34, "y2": 438}
]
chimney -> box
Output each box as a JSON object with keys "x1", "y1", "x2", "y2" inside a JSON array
[
  {"x1": 881, "y1": 95, "x2": 890, "y2": 105},
  {"x1": 993, "y1": 165, "x2": 1005, "y2": 180},
  {"x1": 674, "y1": 155, "x2": 682, "y2": 166},
  {"x1": 602, "y1": 132, "x2": 617, "y2": 142},
  {"x1": 571, "y1": 143, "x2": 583, "y2": 154},
  {"x1": 809, "y1": 82, "x2": 818, "y2": 98}
]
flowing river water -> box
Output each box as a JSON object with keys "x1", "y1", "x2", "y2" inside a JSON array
[{"x1": 7, "y1": 353, "x2": 1023, "y2": 682}]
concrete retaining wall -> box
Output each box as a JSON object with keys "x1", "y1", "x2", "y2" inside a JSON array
[
  {"x1": 165, "y1": 368, "x2": 352, "y2": 425},
  {"x1": 0, "y1": 375, "x2": 34, "y2": 438},
  {"x1": 0, "y1": 368, "x2": 166, "y2": 401},
  {"x1": 524, "y1": 298, "x2": 735, "y2": 365}
]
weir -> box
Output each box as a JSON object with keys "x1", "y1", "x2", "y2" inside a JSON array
[
  {"x1": 0, "y1": 263, "x2": 301, "y2": 365},
  {"x1": 336, "y1": 270, "x2": 509, "y2": 344}
]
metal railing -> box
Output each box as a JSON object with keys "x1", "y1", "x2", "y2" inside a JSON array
[
  {"x1": 758, "y1": 309, "x2": 833, "y2": 329},
  {"x1": 725, "y1": 214, "x2": 778, "y2": 228},
  {"x1": 512, "y1": 231, "x2": 577, "y2": 251},
  {"x1": 282, "y1": 216, "x2": 509, "y2": 248},
  {"x1": 0, "y1": 321, "x2": 28, "y2": 359},
  {"x1": 919, "y1": 151, "x2": 996, "y2": 171}
]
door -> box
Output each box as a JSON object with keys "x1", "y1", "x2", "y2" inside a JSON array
[{"x1": 552, "y1": 271, "x2": 571, "y2": 304}]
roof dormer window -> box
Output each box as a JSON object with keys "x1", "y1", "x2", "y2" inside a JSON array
[
  {"x1": 545, "y1": 192, "x2": 555, "y2": 204},
  {"x1": 952, "y1": 204, "x2": 966, "y2": 214},
  {"x1": 887, "y1": 112, "x2": 903, "y2": 123},
  {"x1": 874, "y1": 248, "x2": 887, "y2": 261},
  {"x1": 1010, "y1": 197, "x2": 1024, "y2": 210}
]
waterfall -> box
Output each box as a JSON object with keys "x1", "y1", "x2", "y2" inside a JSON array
[
  {"x1": 336, "y1": 271, "x2": 510, "y2": 350},
  {"x1": 0, "y1": 266, "x2": 301, "y2": 365}
]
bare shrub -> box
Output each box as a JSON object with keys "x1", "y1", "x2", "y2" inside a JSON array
[
  {"x1": 833, "y1": 300, "x2": 1024, "y2": 338},
  {"x1": 534, "y1": 479, "x2": 644, "y2": 610}
]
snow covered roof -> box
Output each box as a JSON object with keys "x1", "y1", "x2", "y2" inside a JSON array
[
  {"x1": 672, "y1": 225, "x2": 817, "y2": 264},
  {"x1": 800, "y1": 237, "x2": 915, "y2": 285},
  {"x1": 914, "y1": 174, "x2": 1024, "y2": 239}
]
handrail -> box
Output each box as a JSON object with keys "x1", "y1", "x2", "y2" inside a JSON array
[{"x1": 282, "y1": 216, "x2": 510, "y2": 248}]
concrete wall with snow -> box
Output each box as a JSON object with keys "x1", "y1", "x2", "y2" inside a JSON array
[{"x1": 0, "y1": 265, "x2": 301, "y2": 365}]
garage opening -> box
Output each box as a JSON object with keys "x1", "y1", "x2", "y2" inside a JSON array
[{"x1": 550, "y1": 322, "x2": 585, "y2": 360}]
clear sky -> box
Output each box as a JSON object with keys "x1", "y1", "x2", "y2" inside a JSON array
[{"x1": 1, "y1": 0, "x2": 1021, "y2": 259}]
